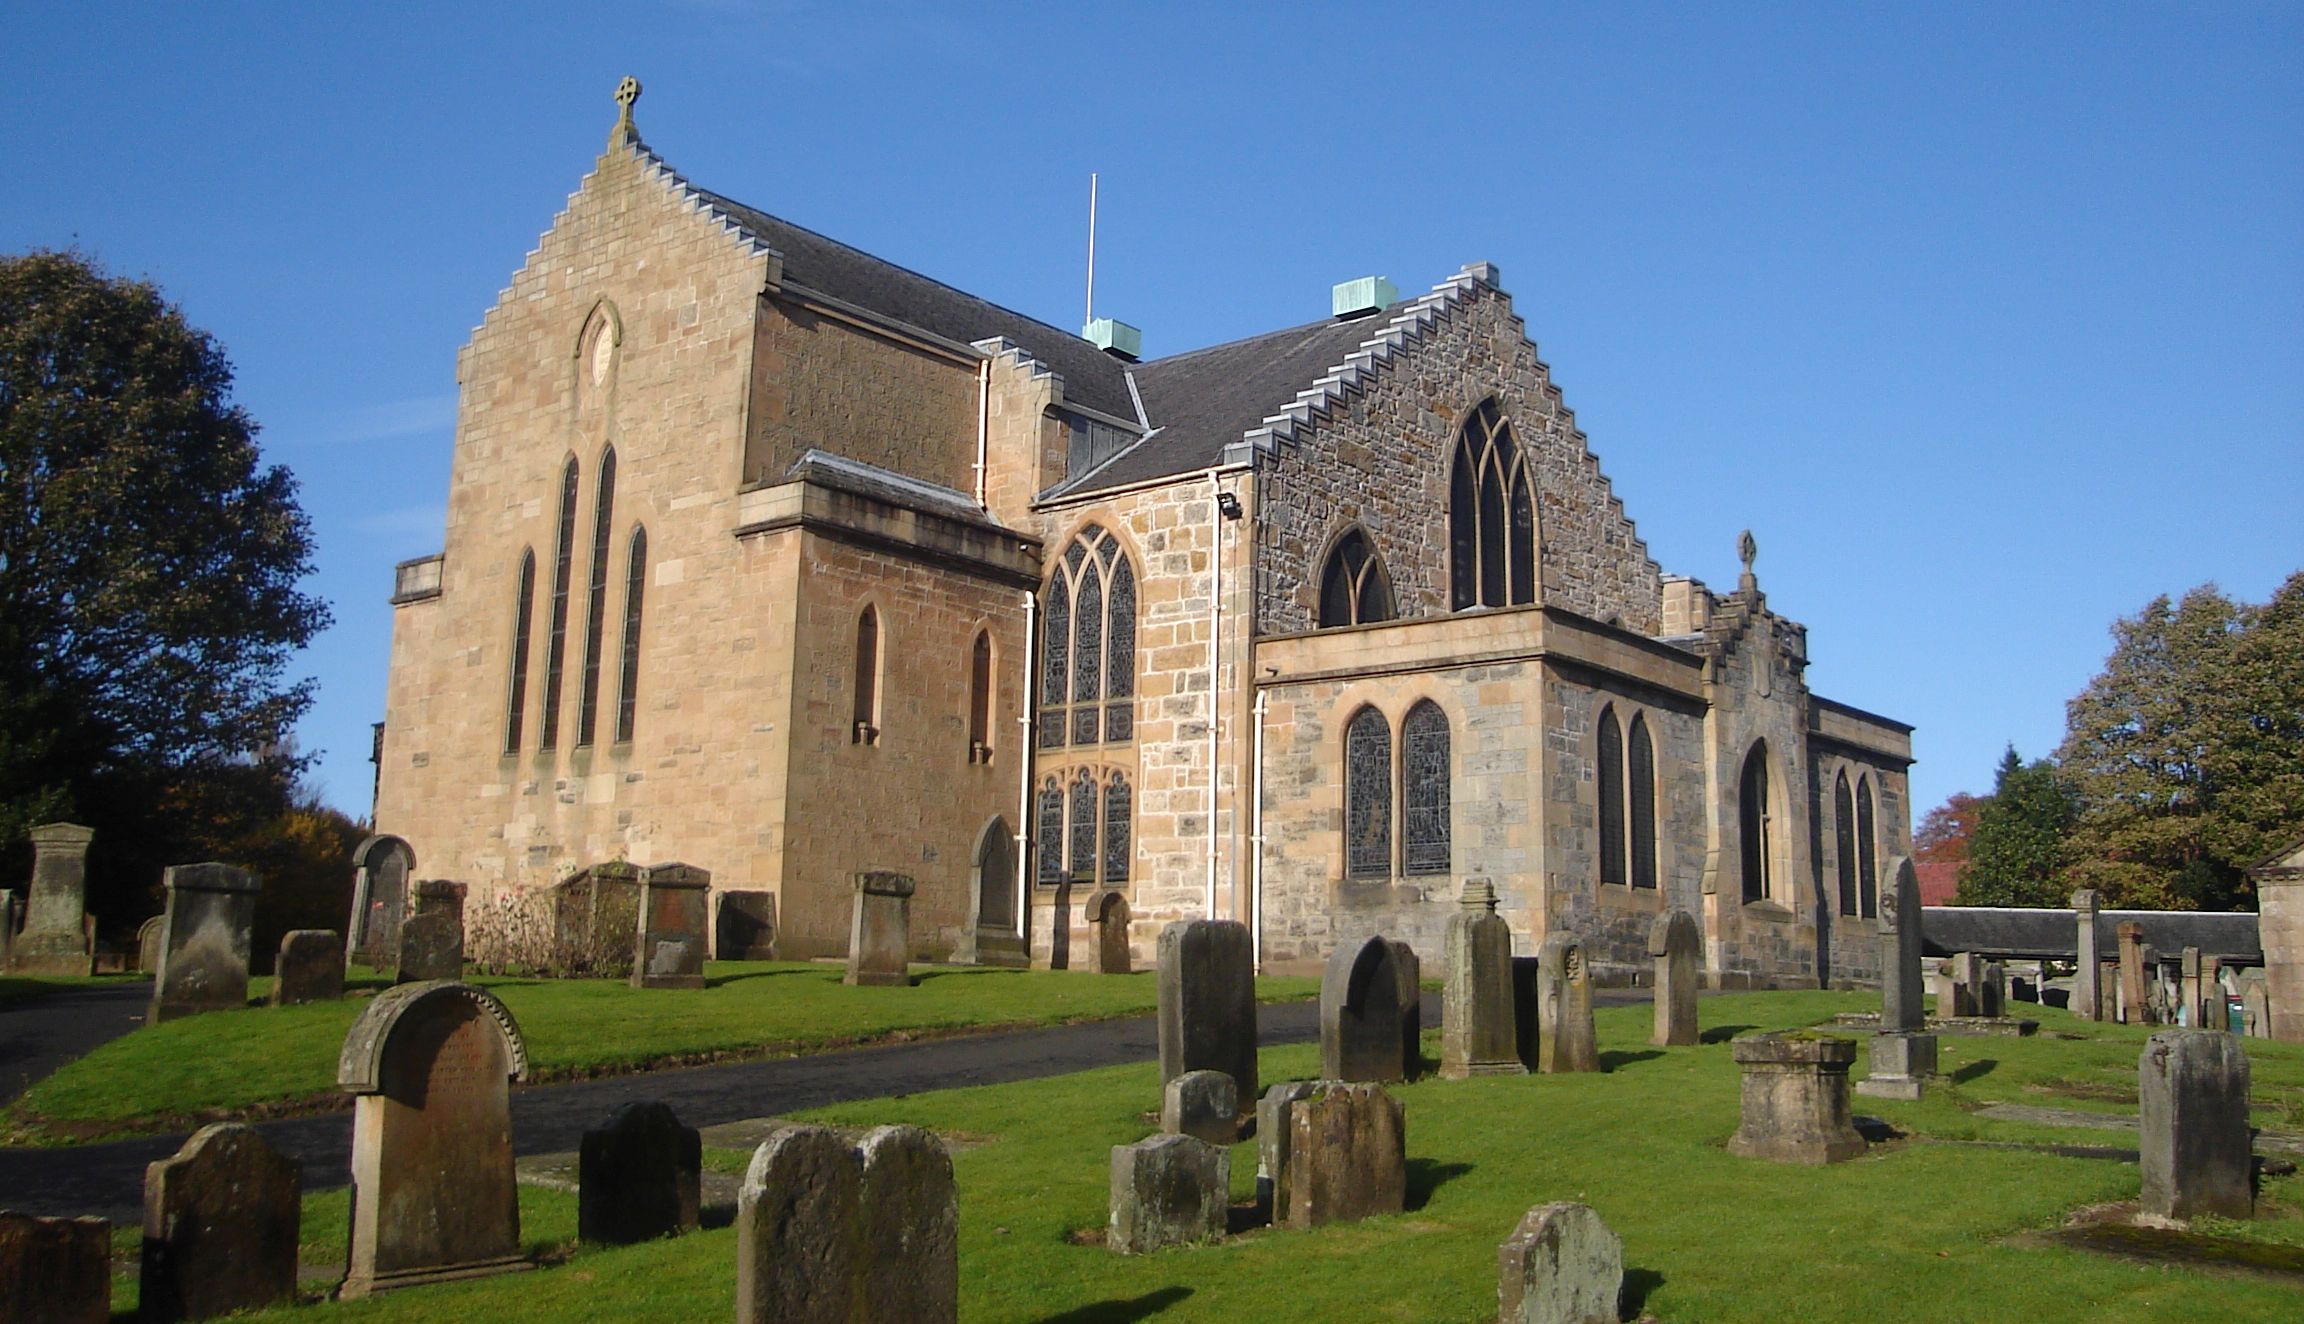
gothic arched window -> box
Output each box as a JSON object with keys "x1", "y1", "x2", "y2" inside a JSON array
[
  {"x1": 852, "y1": 606, "x2": 881, "y2": 745},
  {"x1": 1597, "y1": 706, "x2": 1627, "y2": 886},
  {"x1": 539, "y1": 456, "x2": 580, "y2": 750},
  {"x1": 1739, "y1": 742, "x2": 1773, "y2": 904},
  {"x1": 1834, "y1": 771, "x2": 1858, "y2": 917},
  {"x1": 975, "y1": 818, "x2": 1014, "y2": 929},
  {"x1": 1103, "y1": 773, "x2": 1132, "y2": 885},
  {"x1": 1448, "y1": 399, "x2": 1536, "y2": 610},
  {"x1": 1318, "y1": 528, "x2": 1395, "y2": 628},
  {"x1": 1068, "y1": 768, "x2": 1098, "y2": 884},
  {"x1": 1628, "y1": 714, "x2": 1658, "y2": 889},
  {"x1": 1857, "y1": 776, "x2": 1880, "y2": 919},
  {"x1": 1401, "y1": 700, "x2": 1452, "y2": 876},
  {"x1": 1345, "y1": 706, "x2": 1393, "y2": 879},
  {"x1": 968, "y1": 631, "x2": 994, "y2": 764},
  {"x1": 614, "y1": 526, "x2": 646, "y2": 743},
  {"x1": 576, "y1": 446, "x2": 617, "y2": 747},
  {"x1": 504, "y1": 548, "x2": 536, "y2": 753},
  {"x1": 1035, "y1": 779, "x2": 1065, "y2": 885},
  {"x1": 1040, "y1": 525, "x2": 1136, "y2": 747}
]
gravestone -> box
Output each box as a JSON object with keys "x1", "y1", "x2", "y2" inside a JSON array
[
  {"x1": 345, "y1": 835, "x2": 414, "y2": 970},
  {"x1": 715, "y1": 890, "x2": 778, "y2": 960},
  {"x1": 580, "y1": 1101, "x2": 701, "y2": 1245},
  {"x1": 338, "y1": 980, "x2": 531, "y2": 1297},
  {"x1": 1727, "y1": 1032, "x2": 1866, "y2": 1164},
  {"x1": 1284, "y1": 1081, "x2": 1406, "y2": 1228},
  {"x1": 1939, "y1": 952, "x2": 1982, "y2": 1019},
  {"x1": 271, "y1": 929, "x2": 345, "y2": 1005},
  {"x1": 2098, "y1": 960, "x2": 2120, "y2": 1020},
  {"x1": 2242, "y1": 974, "x2": 2272, "y2": 1039},
  {"x1": 1156, "y1": 919, "x2": 1257, "y2": 1104},
  {"x1": 2139, "y1": 1030, "x2": 2252, "y2": 1221},
  {"x1": 0, "y1": 889, "x2": 15, "y2": 965},
  {"x1": 1536, "y1": 934, "x2": 1599, "y2": 1073},
  {"x1": 1650, "y1": 909, "x2": 1700, "y2": 1048},
  {"x1": 1255, "y1": 1080, "x2": 1321, "y2": 1220},
  {"x1": 1321, "y1": 934, "x2": 1406, "y2": 1083},
  {"x1": 1109, "y1": 1133, "x2": 1227, "y2": 1255},
  {"x1": 1089, "y1": 888, "x2": 1132, "y2": 974},
  {"x1": 1861, "y1": 859, "x2": 1938, "y2": 1100},
  {"x1": 140, "y1": 1122, "x2": 300, "y2": 1322},
  {"x1": 411, "y1": 877, "x2": 465, "y2": 924},
  {"x1": 396, "y1": 910, "x2": 463, "y2": 984},
  {"x1": 633, "y1": 862, "x2": 710, "y2": 989},
  {"x1": 1498, "y1": 1202, "x2": 1624, "y2": 1324},
  {"x1": 1979, "y1": 960, "x2": 2007, "y2": 1018},
  {"x1": 137, "y1": 915, "x2": 165, "y2": 974},
  {"x1": 1161, "y1": 1068, "x2": 1238, "y2": 1146},
  {"x1": 9, "y1": 823, "x2": 95, "y2": 977},
  {"x1": 2179, "y1": 947, "x2": 2203, "y2": 1027},
  {"x1": 736, "y1": 1123, "x2": 957, "y2": 1324},
  {"x1": 149, "y1": 863, "x2": 261, "y2": 1024},
  {"x1": 2200, "y1": 954, "x2": 2225, "y2": 1030},
  {"x1": 0, "y1": 1211, "x2": 109, "y2": 1324},
  {"x1": 1442, "y1": 880, "x2": 1525, "y2": 1078},
  {"x1": 554, "y1": 863, "x2": 641, "y2": 972},
  {"x1": 2071, "y1": 889, "x2": 2102, "y2": 1020},
  {"x1": 1511, "y1": 955, "x2": 1543, "y2": 1070},
  {"x1": 2117, "y1": 922, "x2": 2148, "y2": 1024},
  {"x1": 1392, "y1": 939, "x2": 1422, "y2": 1078},
  {"x1": 843, "y1": 871, "x2": 914, "y2": 987}
]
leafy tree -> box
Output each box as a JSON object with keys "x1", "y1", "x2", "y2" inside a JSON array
[
  {"x1": 0, "y1": 249, "x2": 329, "y2": 929},
  {"x1": 1955, "y1": 746, "x2": 2076, "y2": 907},
  {"x1": 1914, "y1": 791, "x2": 1984, "y2": 870},
  {"x1": 2197, "y1": 572, "x2": 2304, "y2": 873}
]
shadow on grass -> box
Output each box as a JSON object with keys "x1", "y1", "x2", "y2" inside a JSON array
[
  {"x1": 911, "y1": 967, "x2": 1011, "y2": 984},
  {"x1": 1406, "y1": 1158, "x2": 1473, "y2": 1210},
  {"x1": 701, "y1": 968, "x2": 825, "y2": 989},
  {"x1": 1699, "y1": 1024, "x2": 1758, "y2": 1044},
  {"x1": 1624, "y1": 1266, "x2": 1667, "y2": 1315},
  {"x1": 1952, "y1": 1058, "x2": 1999, "y2": 1084},
  {"x1": 1600, "y1": 1049, "x2": 1664, "y2": 1071},
  {"x1": 1040, "y1": 1285, "x2": 1193, "y2": 1322}
]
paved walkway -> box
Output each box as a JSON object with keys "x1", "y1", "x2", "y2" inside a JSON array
[{"x1": 0, "y1": 983, "x2": 149, "y2": 1105}]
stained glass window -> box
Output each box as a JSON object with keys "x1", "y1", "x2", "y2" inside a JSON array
[
  {"x1": 1597, "y1": 707, "x2": 1626, "y2": 885},
  {"x1": 539, "y1": 457, "x2": 580, "y2": 749},
  {"x1": 1103, "y1": 774, "x2": 1132, "y2": 884},
  {"x1": 1402, "y1": 700, "x2": 1451, "y2": 875},
  {"x1": 1449, "y1": 400, "x2": 1536, "y2": 610},
  {"x1": 1857, "y1": 777, "x2": 1879, "y2": 919},
  {"x1": 1318, "y1": 529, "x2": 1394, "y2": 628},
  {"x1": 1834, "y1": 772, "x2": 1858, "y2": 917},
  {"x1": 1068, "y1": 769, "x2": 1098, "y2": 884},
  {"x1": 1040, "y1": 578, "x2": 1069, "y2": 747},
  {"x1": 1035, "y1": 781, "x2": 1065, "y2": 885},
  {"x1": 1106, "y1": 558, "x2": 1135, "y2": 741},
  {"x1": 1346, "y1": 706, "x2": 1393, "y2": 878},
  {"x1": 576, "y1": 446, "x2": 616, "y2": 747},
  {"x1": 614, "y1": 527, "x2": 645, "y2": 743},
  {"x1": 1628, "y1": 715, "x2": 1658, "y2": 889},
  {"x1": 1072, "y1": 563, "x2": 1103, "y2": 744},
  {"x1": 1039, "y1": 523, "x2": 1136, "y2": 748},
  {"x1": 1739, "y1": 743, "x2": 1772, "y2": 904},
  {"x1": 504, "y1": 549, "x2": 536, "y2": 753}
]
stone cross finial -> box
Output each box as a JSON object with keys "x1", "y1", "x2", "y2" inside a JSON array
[
  {"x1": 610, "y1": 76, "x2": 642, "y2": 149},
  {"x1": 1736, "y1": 529, "x2": 1759, "y2": 594}
]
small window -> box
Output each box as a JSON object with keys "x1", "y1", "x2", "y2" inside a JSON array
[
  {"x1": 1739, "y1": 742, "x2": 1773, "y2": 904},
  {"x1": 576, "y1": 446, "x2": 617, "y2": 748},
  {"x1": 614, "y1": 526, "x2": 646, "y2": 743},
  {"x1": 1345, "y1": 706, "x2": 1393, "y2": 879},
  {"x1": 852, "y1": 606, "x2": 880, "y2": 745},
  {"x1": 1035, "y1": 780, "x2": 1065, "y2": 885},
  {"x1": 1597, "y1": 707, "x2": 1627, "y2": 886},
  {"x1": 504, "y1": 549, "x2": 537, "y2": 753},
  {"x1": 539, "y1": 457, "x2": 581, "y2": 751},
  {"x1": 1857, "y1": 776, "x2": 1880, "y2": 919},
  {"x1": 1628, "y1": 715, "x2": 1658, "y2": 889},
  {"x1": 1317, "y1": 529, "x2": 1395, "y2": 628},
  {"x1": 1401, "y1": 700, "x2": 1451, "y2": 875},
  {"x1": 1834, "y1": 771, "x2": 1858, "y2": 917},
  {"x1": 968, "y1": 631, "x2": 994, "y2": 764}
]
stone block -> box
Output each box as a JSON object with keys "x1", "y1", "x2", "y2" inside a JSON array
[
  {"x1": 9, "y1": 823, "x2": 94, "y2": 977},
  {"x1": 1108, "y1": 1133, "x2": 1228, "y2": 1255},
  {"x1": 715, "y1": 889, "x2": 778, "y2": 960},
  {"x1": 140, "y1": 1122, "x2": 300, "y2": 1322},
  {"x1": 633, "y1": 861, "x2": 710, "y2": 989},
  {"x1": 0, "y1": 1211, "x2": 109, "y2": 1324},
  {"x1": 1498, "y1": 1201, "x2": 1623, "y2": 1324},
  {"x1": 1650, "y1": 909, "x2": 1700, "y2": 1048},
  {"x1": 1854, "y1": 1031, "x2": 1937, "y2": 1101},
  {"x1": 844, "y1": 871, "x2": 914, "y2": 987},
  {"x1": 148, "y1": 863, "x2": 260, "y2": 1024},
  {"x1": 579, "y1": 1101, "x2": 701, "y2": 1245},
  {"x1": 1156, "y1": 919, "x2": 1257, "y2": 1104},
  {"x1": 1162, "y1": 1068, "x2": 1239, "y2": 1145},
  {"x1": 1442, "y1": 881, "x2": 1524, "y2": 1078},
  {"x1": 1284, "y1": 1081, "x2": 1405, "y2": 1228},
  {"x1": 1255, "y1": 1080, "x2": 1320, "y2": 1219},
  {"x1": 1726, "y1": 1032, "x2": 1866, "y2": 1164},
  {"x1": 1321, "y1": 934, "x2": 1406, "y2": 1083},
  {"x1": 736, "y1": 1122, "x2": 956, "y2": 1321},
  {"x1": 271, "y1": 929, "x2": 344, "y2": 1005},
  {"x1": 2139, "y1": 1030, "x2": 2252, "y2": 1221}
]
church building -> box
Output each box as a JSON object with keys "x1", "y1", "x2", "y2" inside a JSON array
[{"x1": 375, "y1": 82, "x2": 1914, "y2": 985}]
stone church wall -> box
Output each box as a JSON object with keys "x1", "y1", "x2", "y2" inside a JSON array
[
  {"x1": 1697, "y1": 598, "x2": 1823, "y2": 985},
  {"x1": 743, "y1": 300, "x2": 979, "y2": 492}
]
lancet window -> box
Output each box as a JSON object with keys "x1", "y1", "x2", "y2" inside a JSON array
[
  {"x1": 1740, "y1": 742, "x2": 1774, "y2": 904},
  {"x1": 1857, "y1": 776, "x2": 1879, "y2": 919},
  {"x1": 576, "y1": 446, "x2": 617, "y2": 747},
  {"x1": 1039, "y1": 524, "x2": 1136, "y2": 747},
  {"x1": 539, "y1": 457, "x2": 580, "y2": 750},
  {"x1": 504, "y1": 549, "x2": 536, "y2": 753},
  {"x1": 1317, "y1": 528, "x2": 1395, "y2": 627},
  {"x1": 1834, "y1": 771, "x2": 1858, "y2": 917},
  {"x1": 1448, "y1": 398, "x2": 1536, "y2": 610},
  {"x1": 1628, "y1": 715, "x2": 1658, "y2": 889},
  {"x1": 1401, "y1": 700, "x2": 1453, "y2": 875},
  {"x1": 614, "y1": 526, "x2": 646, "y2": 743},
  {"x1": 1345, "y1": 706, "x2": 1393, "y2": 879},
  {"x1": 852, "y1": 606, "x2": 881, "y2": 745},
  {"x1": 968, "y1": 631, "x2": 994, "y2": 764}
]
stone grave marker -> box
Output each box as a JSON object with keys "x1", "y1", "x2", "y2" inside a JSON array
[
  {"x1": 0, "y1": 888, "x2": 14, "y2": 965},
  {"x1": 1089, "y1": 888, "x2": 1132, "y2": 974},
  {"x1": 844, "y1": 871, "x2": 915, "y2": 986},
  {"x1": 0, "y1": 1211, "x2": 109, "y2": 1324},
  {"x1": 715, "y1": 889, "x2": 778, "y2": 960},
  {"x1": 2071, "y1": 889, "x2": 2102, "y2": 1020},
  {"x1": 1536, "y1": 934, "x2": 1599, "y2": 1073},
  {"x1": 1857, "y1": 862, "x2": 1933, "y2": 1102},
  {"x1": 2139, "y1": 1029, "x2": 2252, "y2": 1220},
  {"x1": 1511, "y1": 955, "x2": 1543, "y2": 1070},
  {"x1": 580, "y1": 1101, "x2": 701, "y2": 1244},
  {"x1": 2242, "y1": 973, "x2": 2272, "y2": 1039},
  {"x1": 1940, "y1": 952, "x2": 1983, "y2": 1018},
  {"x1": 140, "y1": 1122, "x2": 300, "y2": 1322},
  {"x1": 1156, "y1": 918, "x2": 1257, "y2": 1104},
  {"x1": 396, "y1": 909, "x2": 463, "y2": 984},
  {"x1": 338, "y1": 980, "x2": 531, "y2": 1296},
  {"x1": 736, "y1": 1122, "x2": 956, "y2": 1324},
  {"x1": 2117, "y1": 922, "x2": 2148, "y2": 1024},
  {"x1": 2200, "y1": 953, "x2": 2226, "y2": 1030},
  {"x1": 1255, "y1": 1080, "x2": 1320, "y2": 1219},
  {"x1": 149, "y1": 863, "x2": 260, "y2": 1024},
  {"x1": 271, "y1": 929, "x2": 344, "y2": 1005},
  {"x1": 136, "y1": 914, "x2": 164, "y2": 974},
  {"x1": 345, "y1": 834, "x2": 414, "y2": 970},
  {"x1": 1162, "y1": 1068, "x2": 1238, "y2": 1145},
  {"x1": 1392, "y1": 939, "x2": 1423, "y2": 1078},
  {"x1": 2098, "y1": 960, "x2": 2119, "y2": 1020},
  {"x1": 9, "y1": 823, "x2": 94, "y2": 977},
  {"x1": 1284, "y1": 1081, "x2": 1406, "y2": 1228},
  {"x1": 1498, "y1": 1201, "x2": 1623, "y2": 1324},
  {"x1": 1727, "y1": 1032, "x2": 1866, "y2": 1164},
  {"x1": 1442, "y1": 880, "x2": 1525, "y2": 1078},
  {"x1": 1109, "y1": 1132, "x2": 1227, "y2": 1255},
  {"x1": 1980, "y1": 960, "x2": 2007, "y2": 1018},
  {"x1": 1321, "y1": 934, "x2": 1406, "y2": 1083},
  {"x1": 1650, "y1": 909, "x2": 1700, "y2": 1048},
  {"x1": 633, "y1": 862, "x2": 710, "y2": 989}
]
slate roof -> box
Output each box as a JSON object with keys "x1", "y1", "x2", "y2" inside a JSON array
[{"x1": 1919, "y1": 906, "x2": 2262, "y2": 963}]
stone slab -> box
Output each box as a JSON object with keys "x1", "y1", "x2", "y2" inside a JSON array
[
  {"x1": 272, "y1": 929, "x2": 344, "y2": 1006},
  {"x1": 1109, "y1": 1133, "x2": 1227, "y2": 1255},
  {"x1": 1156, "y1": 919, "x2": 1257, "y2": 1104},
  {"x1": 149, "y1": 863, "x2": 260, "y2": 1024},
  {"x1": 139, "y1": 1122, "x2": 300, "y2": 1322},
  {"x1": 843, "y1": 871, "x2": 914, "y2": 987},
  {"x1": 0, "y1": 1210, "x2": 108, "y2": 1324},
  {"x1": 580, "y1": 1101, "x2": 701, "y2": 1245},
  {"x1": 1498, "y1": 1201, "x2": 1623, "y2": 1324}
]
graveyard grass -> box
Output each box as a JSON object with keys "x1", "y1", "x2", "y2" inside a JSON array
[
  {"x1": 5, "y1": 963, "x2": 1320, "y2": 1141},
  {"x1": 104, "y1": 990, "x2": 2304, "y2": 1324}
]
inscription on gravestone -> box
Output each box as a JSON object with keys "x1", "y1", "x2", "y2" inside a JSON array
[{"x1": 1536, "y1": 934, "x2": 1598, "y2": 1073}]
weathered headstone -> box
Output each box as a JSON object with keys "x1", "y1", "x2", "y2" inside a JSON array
[
  {"x1": 714, "y1": 889, "x2": 778, "y2": 960},
  {"x1": 554, "y1": 863, "x2": 640, "y2": 971},
  {"x1": 2117, "y1": 922, "x2": 2148, "y2": 1024},
  {"x1": 1511, "y1": 955, "x2": 1543, "y2": 1070},
  {"x1": 8, "y1": 823, "x2": 95, "y2": 977},
  {"x1": 2139, "y1": 1029, "x2": 2252, "y2": 1221},
  {"x1": 1979, "y1": 960, "x2": 2007, "y2": 1019},
  {"x1": 843, "y1": 871, "x2": 914, "y2": 987},
  {"x1": 338, "y1": 981, "x2": 530, "y2": 1297},
  {"x1": 1255, "y1": 1080, "x2": 1320, "y2": 1219},
  {"x1": 148, "y1": 863, "x2": 260, "y2": 1024},
  {"x1": 395, "y1": 910, "x2": 463, "y2": 984},
  {"x1": 1536, "y1": 934, "x2": 1599, "y2": 1073},
  {"x1": 2098, "y1": 960, "x2": 2120, "y2": 1020},
  {"x1": 1940, "y1": 952, "x2": 1982, "y2": 1019},
  {"x1": 345, "y1": 835, "x2": 414, "y2": 970},
  {"x1": 1321, "y1": 934, "x2": 1406, "y2": 1083},
  {"x1": 411, "y1": 877, "x2": 466, "y2": 924},
  {"x1": 1161, "y1": 1068, "x2": 1238, "y2": 1145},
  {"x1": 1392, "y1": 939, "x2": 1422, "y2": 1078},
  {"x1": 1283, "y1": 1081, "x2": 1406, "y2": 1228},
  {"x1": 2200, "y1": 953, "x2": 2226, "y2": 1030},
  {"x1": 140, "y1": 1122, "x2": 300, "y2": 1323},
  {"x1": 1109, "y1": 1133, "x2": 1227, "y2": 1255},
  {"x1": 633, "y1": 862, "x2": 710, "y2": 989},
  {"x1": 2179, "y1": 947, "x2": 2204, "y2": 1027},
  {"x1": 1498, "y1": 1202, "x2": 1624, "y2": 1324},
  {"x1": 1727, "y1": 1032, "x2": 1866, "y2": 1164},
  {"x1": 1156, "y1": 919, "x2": 1257, "y2": 1104},
  {"x1": 1650, "y1": 909, "x2": 1700, "y2": 1048},
  {"x1": 2071, "y1": 889, "x2": 2102, "y2": 1021},
  {"x1": 1879, "y1": 857, "x2": 1925, "y2": 1031},
  {"x1": 1442, "y1": 880, "x2": 1525, "y2": 1078},
  {"x1": 736, "y1": 1123, "x2": 957, "y2": 1323},
  {"x1": 1089, "y1": 888, "x2": 1132, "y2": 974},
  {"x1": 0, "y1": 1211, "x2": 109, "y2": 1323},
  {"x1": 272, "y1": 929, "x2": 345, "y2": 1006},
  {"x1": 137, "y1": 914, "x2": 165, "y2": 974},
  {"x1": 580, "y1": 1101, "x2": 701, "y2": 1245},
  {"x1": 2242, "y1": 973, "x2": 2272, "y2": 1039}
]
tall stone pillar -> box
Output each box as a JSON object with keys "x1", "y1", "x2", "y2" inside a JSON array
[
  {"x1": 2116, "y1": 922, "x2": 2148, "y2": 1025},
  {"x1": 2070, "y1": 889, "x2": 2101, "y2": 1020},
  {"x1": 2256, "y1": 845, "x2": 2304, "y2": 1043},
  {"x1": 1859, "y1": 857, "x2": 1936, "y2": 1099},
  {"x1": 10, "y1": 823, "x2": 96, "y2": 976}
]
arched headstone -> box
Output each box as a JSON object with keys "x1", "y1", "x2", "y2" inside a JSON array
[
  {"x1": 1650, "y1": 909, "x2": 1700, "y2": 1048},
  {"x1": 1088, "y1": 889, "x2": 1131, "y2": 974},
  {"x1": 1320, "y1": 935, "x2": 1405, "y2": 1083},
  {"x1": 345, "y1": 835, "x2": 414, "y2": 970},
  {"x1": 140, "y1": 1123, "x2": 300, "y2": 1322}
]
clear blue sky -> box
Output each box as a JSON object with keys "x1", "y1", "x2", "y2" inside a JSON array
[{"x1": 7, "y1": 3, "x2": 2299, "y2": 825}]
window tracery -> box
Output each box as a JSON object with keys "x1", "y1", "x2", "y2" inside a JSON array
[
  {"x1": 539, "y1": 457, "x2": 580, "y2": 750},
  {"x1": 1318, "y1": 529, "x2": 1395, "y2": 628},
  {"x1": 1448, "y1": 399, "x2": 1536, "y2": 610},
  {"x1": 576, "y1": 446, "x2": 617, "y2": 747},
  {"x1": 1039, "y1": 525, "x2": 1136, "y2": 747},
  {"x1": 1345, "y1": 706, "x2": 1394, "y2": 879}
]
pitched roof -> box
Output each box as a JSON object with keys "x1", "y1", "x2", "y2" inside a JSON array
[{"x1": 1919, "y1": 906, "x2": 2263, "y2": 963}]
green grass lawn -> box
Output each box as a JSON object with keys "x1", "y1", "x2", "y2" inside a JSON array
[
  {"x1": 8, "y1": 963, "x2": 1320, "y2": 1142},
  {"x1": 99, "y1": 991, "x2": 2304, "y2": 1323}
]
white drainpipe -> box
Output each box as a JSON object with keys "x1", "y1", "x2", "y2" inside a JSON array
[
  {"x1": 1205, "y1": 470, "x2": 1223, "y2": 919},
  {"x1": 973, "y1": 357, "x2": 990, "y2": 509},
  {"x1": 1251, "y1": 687, "x2": 1268, "y2": 972},
  {"x1": 1014, "y1": 588, "x2": 1036, "y2": 940}
]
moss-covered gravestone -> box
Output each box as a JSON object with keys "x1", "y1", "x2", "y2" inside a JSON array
[
  {"x1": 140, "y1": 1123, "x2": 300, "y2": 1322},
  {"x1": 148, "y1": 863, "x2": 261, "y2": 1024},
  {"x1": 579, "y1": 1101, "x2": 701, "y2": 1244}
]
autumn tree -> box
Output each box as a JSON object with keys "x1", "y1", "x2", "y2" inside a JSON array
[
  {"x1": 1955, "y1": 746, "x2": 2076, "y2": 907},
  {"x1": 1914, "y1": 791, "x2": 1984, "y2": 871}
]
